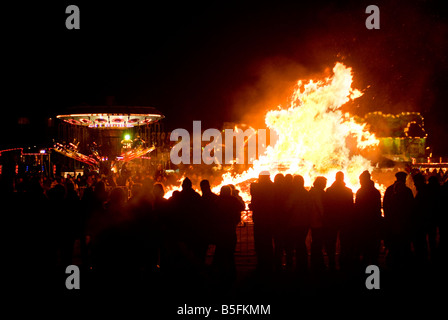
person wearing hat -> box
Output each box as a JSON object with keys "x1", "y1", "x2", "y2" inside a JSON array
[{"x1": 383, "y1": 171, "x2": 414, "y2": 269}]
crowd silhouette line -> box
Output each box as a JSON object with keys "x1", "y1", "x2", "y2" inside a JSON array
[{"x1": 1, "y1": 167, "x2": 447, "y2": 295}]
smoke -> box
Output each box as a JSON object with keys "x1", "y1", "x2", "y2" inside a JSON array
[{"x1": 229, "y1": 57, "x2": 313, "y2": 129}]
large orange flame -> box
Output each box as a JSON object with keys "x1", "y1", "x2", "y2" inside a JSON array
[{"x1": 166, "y1": 63, "x2": 379, "y2": 202}]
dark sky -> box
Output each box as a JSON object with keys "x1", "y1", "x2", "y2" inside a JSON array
[{"x1": 4, "y1": 0, "x2": 448, "y2": 154}]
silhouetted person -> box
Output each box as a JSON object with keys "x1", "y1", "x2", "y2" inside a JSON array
[
  {"x1": 355, "y1": 170, "x2": 382, "y2": 267},
  {"x1": 213, "y1": 185, "x2": 244, "y2": 283},
  {"x1": 383, "y1": 171, "x2": 414, "y2": 268},
  {"x1": 273, "y1": 173, "x2": 288, "y2": 271},
  {"x1": 427, "y1": 176, "x2": 442, "y2": 263},
  {"x1": 175, "y1": 177, "x2": 202, "y2": 270},
  {"x1": 412, "y1": 173, "x2": 442, "y2": 265},
  {"x1": 412, "y1": 173, "x2": 431, "y2": 265},
  {"x1": 309, "y1": 176, "x2": 327, "y2": 271},
  {"x1": 288, "y1": 175, "x2": 311, "y2": 272},
  {"x1": 250, "y1": 172, "x2": 275, "y2": 273},
  {"x1": 200, "y1": 180, "x2": 219, "y2": 256},
  {"x1": 324, "y1": 171, "x2": 354, "y2": 271},
  {"x1": 277, "y1": 173, "x2": 295, "y2": 270}
]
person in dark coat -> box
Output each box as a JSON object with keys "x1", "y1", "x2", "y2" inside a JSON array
[
  {"x1": 426, "y1": 176, "x2": 442, "y2": 264},
  {"x1": 273, "y1": 173, "x2": 288, "y2": 271},
  {"x1": 288, "y1": 175, "x2": 311, "y2": 272},
  {"x1": 309, "y1": 176, "x2": 327, "y2": 271},
  {"x1": 250, "y1": 171, "x2": 275, "y2": 273},
  {"x1": 200, "y1": 179, "x2": 219, "y2": 251},
  {"x1": 355, "y1": 170, "x2": 382, "y2": 267},
  {"x1": 213, "y1": 185, "x2": 244, "y2": 282},
  {"x1": 176, "y1": 177, "x2": 203, "y2": 268},
  {"x1": 412, "y1": 172, "x2": 431, "y2": 265},
  {"x1": 324, "y1": 171, "x2": 354, "y2": 271},
  {"x1": 383, "y1": 171, "x2": 414, "y2": 268}
]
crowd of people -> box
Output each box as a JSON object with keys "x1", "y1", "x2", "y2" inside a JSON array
[
  {"x1": 250, "y1": 169, "x2": 447, "y2": 276},
  {"x1": 2, "y1": 171, "x2": 246, "y2": 293},
  {"x1": 1, "y1": 167, "x2": 447, "y2": 295}
]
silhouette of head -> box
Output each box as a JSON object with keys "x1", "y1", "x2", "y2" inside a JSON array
[
  {"x1": 258, "y1": 171, "x2": 271, "y2": 183},
  {"x1": 220, "y1": 185, "x2": 231, "y2": 197},
  {"x1": 284, "y1": 174, "x2": 293, "y2": 185},
  {"x1": 182, "y1": 177, "x2": 192, "y2": 190},
  {"x1": 313, "y1": 176, "x2": 327, "y2": 190},
  {"x1": 293, "y1": 175, "x2": 305, "y2": 188},
  {"x1": 200, "y1": 179, "x2": 211, "y2": 193},
  {"x1": 172, "y1": 190, "x2": 181, "y2": 199},
  {"x1": 259, "y1": 171, "x2": 270, "y2": 177},
  {"x1": 395, "y1": 171, "x2": 407, "y2": 183},
  {"x1": 359, "y1": 170, "x2": 371, "y2": 187},
  {"x1": 412, "y1": 173, "x2": 425, "y2": 189},
  {"x1": 335, "y1": 171, "x2": 344, "y2": 183},
  {"x1": 274, "y1": 173, "x2": 285, "y2": 185}
]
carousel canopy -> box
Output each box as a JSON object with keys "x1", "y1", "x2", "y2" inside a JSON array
[{"x1": 57, "y1": 105, "x2": 164, "y2": 129}]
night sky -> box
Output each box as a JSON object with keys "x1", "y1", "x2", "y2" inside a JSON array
[{"x1": 3, "y1": 0, "x2": 448, "y2": 155}]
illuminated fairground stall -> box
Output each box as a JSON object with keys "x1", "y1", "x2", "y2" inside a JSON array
[
  {"x1": 360, "y1": 111, "x2": 428, "y2": 164},
  {"x1": 54, "y1": 105, "x2": 166, "y2": 175}
]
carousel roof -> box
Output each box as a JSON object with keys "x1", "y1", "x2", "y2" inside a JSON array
[{"x1": 56, "y1": 105, "x2": 164, "y2": 129}]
